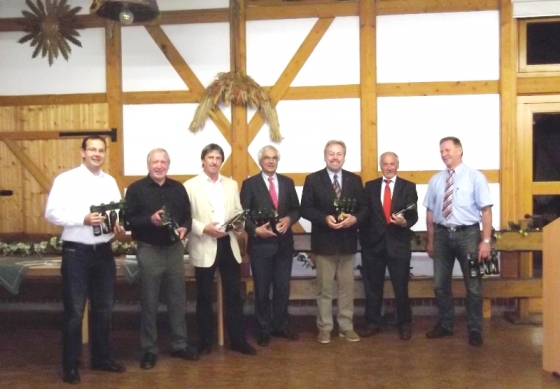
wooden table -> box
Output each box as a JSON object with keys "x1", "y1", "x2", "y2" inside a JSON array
[{"x1": 15, "y1": 257, "x2": 226, "y2": 346}]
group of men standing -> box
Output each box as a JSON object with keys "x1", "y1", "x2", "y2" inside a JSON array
[{"x1": 45, "y1": 135, "x2": 492, "y2": 385}]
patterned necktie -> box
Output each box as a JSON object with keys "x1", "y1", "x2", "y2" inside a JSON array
[
  {"x1": 442, "y1": 169, "x2": 454, "y2": 220},
  {"x1": 333, "y1": 174, "x2": 341, "y2": 199},
  {"x1": 268, "y1": 177, "x2": 279, "y2": 210},
  {"x1": 383, "y1": 179, "x2": 392, "y2": 224}
]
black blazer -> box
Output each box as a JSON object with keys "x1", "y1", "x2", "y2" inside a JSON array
[
  {"x1": 240, "y1": 173, "x2": 300, "y2": 258},
  {"x1": 359, "y1": 177, "x2": 418, "y2": 258},
  {"x1": 300, "y1": 168, "x2": 366, "y2": 256}
]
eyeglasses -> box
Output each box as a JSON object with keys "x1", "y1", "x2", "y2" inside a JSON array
[{"x1": 84, "y1": 148, "x2": 106, "y2": 154}]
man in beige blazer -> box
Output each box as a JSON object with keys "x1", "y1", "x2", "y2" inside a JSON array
[{"x1": 184, "y1": 143, "x2": 256, "y2": 356}]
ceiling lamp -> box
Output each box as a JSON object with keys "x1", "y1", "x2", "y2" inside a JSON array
[{"x1": 90, "y1": 0, "x2": 159, "y2": 25}]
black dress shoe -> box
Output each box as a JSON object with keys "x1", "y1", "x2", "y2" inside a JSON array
[
  {"x1": 358, "y1": 326, "x2": 381, "y2": 338},
  {"x1": 426, "y1": 326, "x2": 453, "y2": 339},
  {"x1": 170, "y1": 346, "x2": 200, "y2": 361},
  {"x1": 91, "y1": 360, "x2": 126, "y2": 373},
  {"x1": 63, "y1": 368, "x2": 81, "y2": 385},
  {"x1": 398, "y1": 325, "x2": 412, "y2": 341},
  {"x1": 271, "y1": 329, "x2": 299, "y2": 340},
  {"x1": 230, "y1": 342, "x2": 257, "y2": 356},
  {"x1": 257, "y1": 333, "x2": 271, "y2": 346},
  {"x1": 198, "y1": 344, "x2": 212, "y2": 355},
  {"x1": 468, "y1": 331, "x2": 483, "y2": 347},
  {"x1": 140, "y1": 352, "x2": 157, "y2": 369}
]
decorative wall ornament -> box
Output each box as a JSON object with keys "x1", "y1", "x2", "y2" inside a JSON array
[
  {"x1": 190, "y1": 71, "x2": 282, "y2": 142},
  {"x1": 18, "y1": 0, "x2": 84, "y2": 66}
]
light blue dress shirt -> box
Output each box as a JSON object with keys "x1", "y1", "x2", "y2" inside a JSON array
[{"x1": 423, "y1": 163, "x2": 493, "y2": 226}]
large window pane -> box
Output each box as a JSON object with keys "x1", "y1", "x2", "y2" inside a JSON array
[
  {"x1": 527, "y1": 21, "x2": 560, "y2": 65},
  {"x1": 533, "y1": 113, "x2": 560, "y2": 182}
]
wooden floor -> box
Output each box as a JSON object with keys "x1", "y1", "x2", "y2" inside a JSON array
[{"x1": 0, "y1": 311, "x2": 559, "y2": 389}]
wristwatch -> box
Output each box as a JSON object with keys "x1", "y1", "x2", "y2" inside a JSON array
[{"x1": 482, "y1": 238, "x2": 491, "y2": 244}]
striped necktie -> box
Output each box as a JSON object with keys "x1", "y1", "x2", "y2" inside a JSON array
[
  {"x1": 333, "y1": 174, "x2": 341, "y2": 199},
  {"x1": 442, "y1": 169, "x2": 454, "y2": 220}
]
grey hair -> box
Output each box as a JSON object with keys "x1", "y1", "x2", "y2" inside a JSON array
[
  {"x1": 324, "y1": 140, "x2": 347, "y2": 155},
  {"x1": 257, "y1": 145, "x2": 281, "y2": 162},
  {"x1": 146, "y1": 148, "x2": 170, "y2": 164},
  {"x1": 379, "y1": 151, "x2": 399, "y2": 163}
]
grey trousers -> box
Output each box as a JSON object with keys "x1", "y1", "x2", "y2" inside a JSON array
[
  {"x1": 137, "y1": 241, "x2": 188, "y2": 353},
  {"x1": 315, "y1": 254, "x2": 356, "y2": 332}
]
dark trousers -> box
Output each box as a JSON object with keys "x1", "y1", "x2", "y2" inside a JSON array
[
  {"x1": 61, "y1": 242, "x2": 115, "y2": 371},
  {"x1": 195, "y1": 236, "x2": 246, "y2": 347},
  {"x1": 136, "y1": 241, "x2": 188, "y2": 353},
  {"x1": 250, "y1": 250, "x2": 293, "y2": 334},
  {"x1": 361, "y1": 247, "x2": 411, "y2": 328},
  {"x1": 433, "y1": 225, "x2": 483, "y2": 333}
]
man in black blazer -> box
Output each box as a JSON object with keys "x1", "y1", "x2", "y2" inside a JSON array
[
  {"x1": 359, "y1": 152, "x2": 418, "y2": 340},
  {"x1": 301, "y1": 140, "x2": 366, "y2": 344},
  {"x1": 240, "y1": 146, "x2": 301, "y2": 347}
]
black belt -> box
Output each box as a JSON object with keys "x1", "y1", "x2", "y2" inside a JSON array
[
  {"x1": 436, "y1": 223, "x2": 479, "y2": 232},
  {"x1": 63, "y1": 241, "x2": 111, "y2": 252}
]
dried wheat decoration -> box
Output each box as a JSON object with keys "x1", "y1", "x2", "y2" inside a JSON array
[
  {"x1": 190, "y1": 71, "x2": 282, "y2": 142},
  {"x1": 18, "y1": 0, "x2": 84, "y2": 66}
]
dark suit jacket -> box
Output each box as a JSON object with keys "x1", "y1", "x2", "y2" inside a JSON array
[
  {"x1": 240, "y1": 173, "x2": 300, "y2": 258},
  {"x1": 359, "y1": 177, "x2": 418, "y2": 258},
  {"x1": 300, "y1": 168, "x2": 366, "y2": 256}
]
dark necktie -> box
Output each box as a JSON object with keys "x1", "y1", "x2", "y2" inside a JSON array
[
  {"x1": 442, "y1": 169, "x2": 454, "y2": 220},
  {"x1": 333, "y1": 174, "x2": 341, "y2": 199},
  {"x1": 383, "y1": 179, "x2": 392, "y2": 224},
  {"x1": 268, "y1": 177, "x2": 278, "y2": 210}
]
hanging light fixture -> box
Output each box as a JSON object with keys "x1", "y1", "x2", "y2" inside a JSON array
[{"x1": 90, "y1": 0, "x2": 159, "y2": 25}]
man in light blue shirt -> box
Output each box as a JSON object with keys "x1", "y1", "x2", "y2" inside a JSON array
[{"x1": 423, "y1": 136, "x2": 493, "y2": 347}]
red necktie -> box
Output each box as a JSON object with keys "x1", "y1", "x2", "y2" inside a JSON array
[
  {"x1": 383, "y1": 179, "x2": 392, "y2": 224},
  {"x1": 269, "y1": 177, "x2": 279, "y2": 210}
]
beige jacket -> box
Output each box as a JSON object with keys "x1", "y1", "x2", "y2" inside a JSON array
[{"x1": 184, "y1": 173, "x2": 243, "y2": 268}]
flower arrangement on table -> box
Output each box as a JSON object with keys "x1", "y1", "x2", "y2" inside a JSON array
[{"x1": 0, "y1": 236, "x2": 138, "y2": 257}]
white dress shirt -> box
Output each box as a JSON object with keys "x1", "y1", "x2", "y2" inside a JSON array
[
  {"x1": 327, "y1": 169, "x2": 342, "y2": 191},
  {"x1": 262, "y1": 172, "x2": 279, "y2": 193},
  {"x1": 381, "y1": 176, "x2": 397, "y2": 206},
  {"x1": 204, "y1": 173, "x2": 226, "y2": 225},
  {"x1": 45, "y1": 164, "x2": 121, "y2": 244}
]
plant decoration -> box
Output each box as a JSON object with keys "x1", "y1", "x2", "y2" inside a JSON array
[
  {"x1": 18, "y1": 0, "x2": 84, "y2": 66},
  {"x1": 189, "y1": 71, "x2": 282, "y2": 142},
  {"x1": 0, "y1": 236, "x2": 138, "y2": 257}
]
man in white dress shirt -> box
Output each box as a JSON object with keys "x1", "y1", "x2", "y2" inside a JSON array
[{"x1": 45, "y1": 136, "x2": 125, "y2": 384}]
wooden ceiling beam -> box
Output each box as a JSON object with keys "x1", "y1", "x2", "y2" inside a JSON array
[
  {"x1": 376, "y1": 0, "x2": 499, "y2": 15},
  {"x1": 144, "y1": 25, "x2": 232, "y2": 143},
  {"x1": 247, "y1": 17, "x2": 334, "y2": 141}
]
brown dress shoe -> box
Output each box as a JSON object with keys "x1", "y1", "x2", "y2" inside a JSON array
[{"x1": 359, "y1": 326, "x2": 381, "y2": 338}]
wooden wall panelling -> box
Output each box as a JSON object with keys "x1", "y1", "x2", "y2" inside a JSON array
[
  {"x1": 499, "y1": 0, "x2": 520, "y2": 284},
  {"x1": 0, "y1": 136, "x2": 24, "y2": 232},
  {"x1": 0, "y1": 104, "x2": 108, "y2": 234},
  {"x1": 517, "y1": 75, "x2": 560, "y2": 95},
  {"x1": 0, "y1": 93, "x2": 106, "y2": 107},
  {"x1": 359, "y1": 0, "x2": 378, "y2": 183},
  {"x1": 105, "y1": 22, "x2": 125, "y2": 193},
  {"x1": 230, "y1": 0, "x2": 250, "y2": 183}
]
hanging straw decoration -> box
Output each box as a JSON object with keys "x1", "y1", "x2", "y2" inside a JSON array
[{"x1": 189, "y1": 71, "x2": 282, "y2": 142}]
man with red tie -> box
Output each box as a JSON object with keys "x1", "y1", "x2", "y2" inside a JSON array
[
  {"x1": 359, "y1": 152, "x2": 418, "y2": 340},
  {"x1": 240, "y1": 146, "x2": 301, "y2": 347}
]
